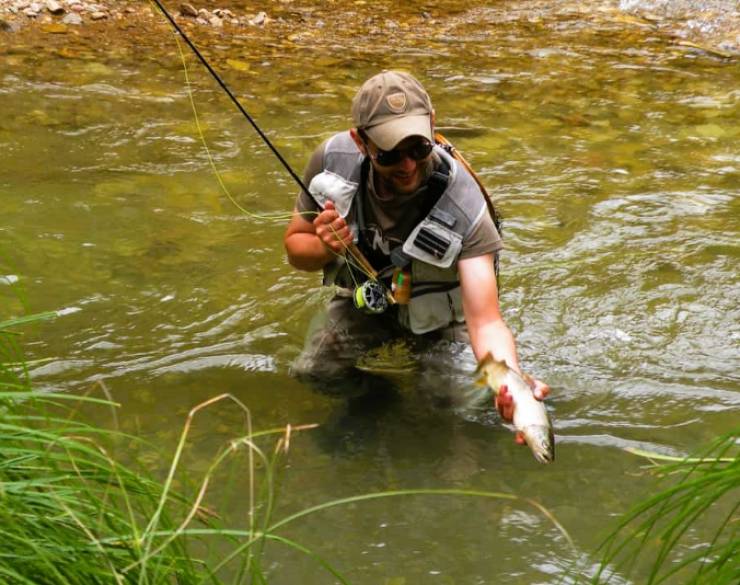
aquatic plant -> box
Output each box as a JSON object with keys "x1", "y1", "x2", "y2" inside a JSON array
[{"x1": 592, "y1": 431, "x2": 739, "y2": 584}]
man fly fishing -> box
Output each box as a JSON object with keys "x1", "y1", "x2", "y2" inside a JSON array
[
  {"x1": 147, "y1": 3, "x2": 552, "y2": 459},
  {"x1": 284, "y1": 71, "x2": 552, "y2": 459}
]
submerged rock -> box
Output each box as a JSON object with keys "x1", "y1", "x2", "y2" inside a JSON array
[
  {"x1": 61, "y1": 11, "x2": 80, "y2": 24},
  {"x1": 179, "y1": 2, "x2": 197, "y2": 18},
  {"x1": 249, "y1": 11, "x2": 267, "y2": 26},
  {"x1": 46, "y1": 0, "x2": 63, "y2": 14}
]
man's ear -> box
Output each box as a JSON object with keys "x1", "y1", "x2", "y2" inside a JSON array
[{"x1": 349, "y1": 128, "x2": 367, "y2": 155}]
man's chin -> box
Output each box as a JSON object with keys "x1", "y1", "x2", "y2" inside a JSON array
[{"x1": 391, "y1": 174, "x2": 421, "y2": 194}]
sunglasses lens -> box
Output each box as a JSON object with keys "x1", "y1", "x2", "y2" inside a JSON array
[
  {"x1": 412, "y1": 141, "x2": 433, "y2": 160},
  {"x1": 375, "y1": 150, "x2": 402, "y2": 166},
  {"x1": 375, "y1": 140, "x2": 433, "y2": 166}
]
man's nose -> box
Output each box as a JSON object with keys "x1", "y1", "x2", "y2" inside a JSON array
[{"x1": 398, "y1": 153, "x2": 416, "y2": 171}]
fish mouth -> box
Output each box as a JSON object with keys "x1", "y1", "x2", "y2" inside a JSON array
[{"x1": 523, "y1": 425, "x2": 555, "y2": 464}]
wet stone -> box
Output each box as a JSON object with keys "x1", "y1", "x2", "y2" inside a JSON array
[
  {"x1": 46, "y1": 0, "x2": 63, "y2": 14},
  {"x1": 179, "y1": 2, "x2": 197, "y2": 18},
  {"x1": 249, "y1": 11, "x2": 266, "y2": 26},
  {"x1": 61, "y1": 11, "x2": 80, "y2": 24}
]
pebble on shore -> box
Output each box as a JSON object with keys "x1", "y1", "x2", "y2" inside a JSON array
[
  {"x1": 0, "y1": 0, "x2": 736, "y2": 57},
  {"x1": 0, "y1": 0, "x2": 270, "y2": 30}
]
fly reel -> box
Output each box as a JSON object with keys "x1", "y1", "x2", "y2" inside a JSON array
[{"x1": 353, "y1": 280, "x2": 389, "y2": 314}]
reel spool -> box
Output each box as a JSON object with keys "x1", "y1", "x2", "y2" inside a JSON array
[{"x1": 353, "y1": 280, "x2": 389, "y2": 314}]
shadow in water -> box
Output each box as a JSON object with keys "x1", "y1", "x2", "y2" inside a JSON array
[{"x1": 311, "y1": 376, "x2": 402, "y2": 457}]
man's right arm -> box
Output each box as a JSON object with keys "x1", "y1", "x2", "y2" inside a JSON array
[
  {"x1": 284, "y1": 201, "x2": 354, "y2": 272},
  {"x1": 284, "y1": 206, "x2": 334, "y2": 271},
  {"x1": 284, "y1": 139, "x2": 355, "y2": 272}
]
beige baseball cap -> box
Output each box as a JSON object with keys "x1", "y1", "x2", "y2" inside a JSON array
[{"x1": 351, "y1": 71, "x2": 434, "y2": 150}]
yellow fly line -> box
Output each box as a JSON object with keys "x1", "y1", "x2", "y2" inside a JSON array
[{"x1": 168, "y1": 28, "x2": 375, "y2": 288}]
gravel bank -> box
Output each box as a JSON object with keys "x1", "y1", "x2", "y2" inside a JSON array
[
  {"x1": 1, "y1": 1, "x2": 737, "y2": 57},
  {"x1": 0, "y1": 1, "x2": 271, "y2": 31}
]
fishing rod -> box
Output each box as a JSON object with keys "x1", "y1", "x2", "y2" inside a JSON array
[
  {"x1": 150, "y1": 0, "x2": 378, "y2": 281},
  {"x1": 151, "y1": 0, "x2": 307, "y2": 195}
]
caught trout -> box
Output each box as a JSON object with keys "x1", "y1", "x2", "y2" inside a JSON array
[{"x1": 475, "y1": 353, "x2": 555, "y2": 464}]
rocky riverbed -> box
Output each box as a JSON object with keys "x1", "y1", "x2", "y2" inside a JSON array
[
  {"x1": 0, "y1": 0, "x2": 737, "y2": 58},
  {"x1": 0, "y1": 0, "x2": 272, "y2": 29}
]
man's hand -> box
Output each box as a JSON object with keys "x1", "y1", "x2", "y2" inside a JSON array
[
  {"x1": 313, "y1": 201, "x2": 353, "y2": 254},
  {"x1": 495, "y1": 376, "x2": 550, "y2": 444}
]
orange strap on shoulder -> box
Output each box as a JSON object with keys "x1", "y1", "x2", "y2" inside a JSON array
[{"x1": 434, "y1": 132, "x2": 499, "y2": 225}]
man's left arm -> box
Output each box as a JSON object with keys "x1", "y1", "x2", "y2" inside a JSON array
[{"x1": 458, "y1": 254, "x2": 550, "y2": 424}]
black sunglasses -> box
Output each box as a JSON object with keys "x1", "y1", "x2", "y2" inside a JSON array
[{"x1": 359, "y1": 130, "x2": 434, "y2": 167}]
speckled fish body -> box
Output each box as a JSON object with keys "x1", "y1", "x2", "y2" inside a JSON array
[{"x1": 476, "y1": 354, "x2": 555, "y2": 464}]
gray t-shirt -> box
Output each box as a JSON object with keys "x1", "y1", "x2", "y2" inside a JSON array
[{"x1": 296, "y1": 138, "x2": 503, "y2": 269}]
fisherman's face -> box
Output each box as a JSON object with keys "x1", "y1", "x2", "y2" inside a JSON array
[{"x1": 364, "y1": 135, "x2": 434, "y2": 196}]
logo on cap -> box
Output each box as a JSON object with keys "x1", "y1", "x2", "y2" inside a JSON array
[{"x1": 386, "y1": 92, "x2": 407, "y2": 113}]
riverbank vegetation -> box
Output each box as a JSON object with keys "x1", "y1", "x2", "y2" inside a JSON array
[
  {"x1": 3, "y1": 310, "x2": 737, "y2": 582},
  {"x1": 2, "y1": 304, "x2": 576, "y2": 583},
  {"x1": 592, "y1": 431, "x2": 739, "y2": 584},
  {"x1": 1, "y1": 311, "x2": 203, "y2": 582}
]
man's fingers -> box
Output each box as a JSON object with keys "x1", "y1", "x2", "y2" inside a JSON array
[
  {"x1": 315, "y1": 210, "x2": 352, "y2": 252},
  {"x1": 503, "y1": 403, "x2": 514, "y2": 421},
  {"x1": 314, "y1": 211, "x2": 339, "y2": 229},
  {"x1": 496, "y1": 379, "x2": 545, "y2": 445},
  {"x1": 533, "y1": 380, "x2": 550, "y2": 401},
  {"x1": 495, "y1": 384, "x2": 515, "y2": 422},
  {"x1": 522, "y1": 373, "x2": 550, "y2": 402}
]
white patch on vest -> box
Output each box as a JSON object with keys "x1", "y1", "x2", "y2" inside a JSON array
[
  {"x1": 386, "y1": 92, "x2": 407, "y2": 113},
  {"x1": 308, "y1": 171, "x2": 356, "y2": 218}
]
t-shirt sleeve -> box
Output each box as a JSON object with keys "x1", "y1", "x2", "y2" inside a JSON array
[
  {"x1": 295, "y1": 142, "x2": 326, "y2": 215},
  {"x1": 459, "y1": 206, "x2": 503, "y2": 260}
]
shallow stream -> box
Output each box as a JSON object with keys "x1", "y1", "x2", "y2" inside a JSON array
[{"x1": 1, "y1": 1, "x2": 738, "y2": 583}]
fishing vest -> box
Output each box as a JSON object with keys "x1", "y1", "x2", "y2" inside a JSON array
[{"x1": 308, "y1": 131, "x2": 489, "y2": 334}]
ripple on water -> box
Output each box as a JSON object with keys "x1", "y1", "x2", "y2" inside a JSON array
[{"x1": 592, "y1": 190, "x2": 735, "y2": 219}]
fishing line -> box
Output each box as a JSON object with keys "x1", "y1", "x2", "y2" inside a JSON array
[
  {"x1": 172, "y1": 40, "x2": 368, "y2": 290},
  {"x1": 151, "y1": 0, "x2": 309, "y2": 197},
  {"x1": 173, "y1": 33, "x2": 290, "y2": 221},
  {"x1": 150, "y1": 0, "x2": 374, "y2": 285},
  {"x1": 173, "y1": 34, "x2": 365, "y2": 290}
]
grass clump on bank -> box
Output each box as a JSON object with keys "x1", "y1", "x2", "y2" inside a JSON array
[
  {"x1": 592, "y1": 431, "x2": 739, "y2": 584},
  {"x1": 1, "y1": 312, "x2": 204, "y2": 584}
]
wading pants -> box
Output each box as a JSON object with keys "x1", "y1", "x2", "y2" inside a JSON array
[{"x1": 291, "y1": 293, "x2": 473, "y2": 400}]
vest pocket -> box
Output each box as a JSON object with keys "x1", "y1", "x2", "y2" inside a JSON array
[
  {"x1": 402, "y1": 218, "x2": 462, "y2": 269},
  {"x1": 407, "y1": 287, "x2": 464, "y2": 334}
]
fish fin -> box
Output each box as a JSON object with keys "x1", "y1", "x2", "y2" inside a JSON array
[
  {"x1": 475, "y1": 375, "x2": 488, "y2": 387},
  {"x1": 474, "y1": 351, "x2": 495, "y2": 375}
]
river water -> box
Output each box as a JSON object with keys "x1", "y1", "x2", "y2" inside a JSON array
[{"x1": 1, "y1": 1, "x2": 738, "y2": 583}]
